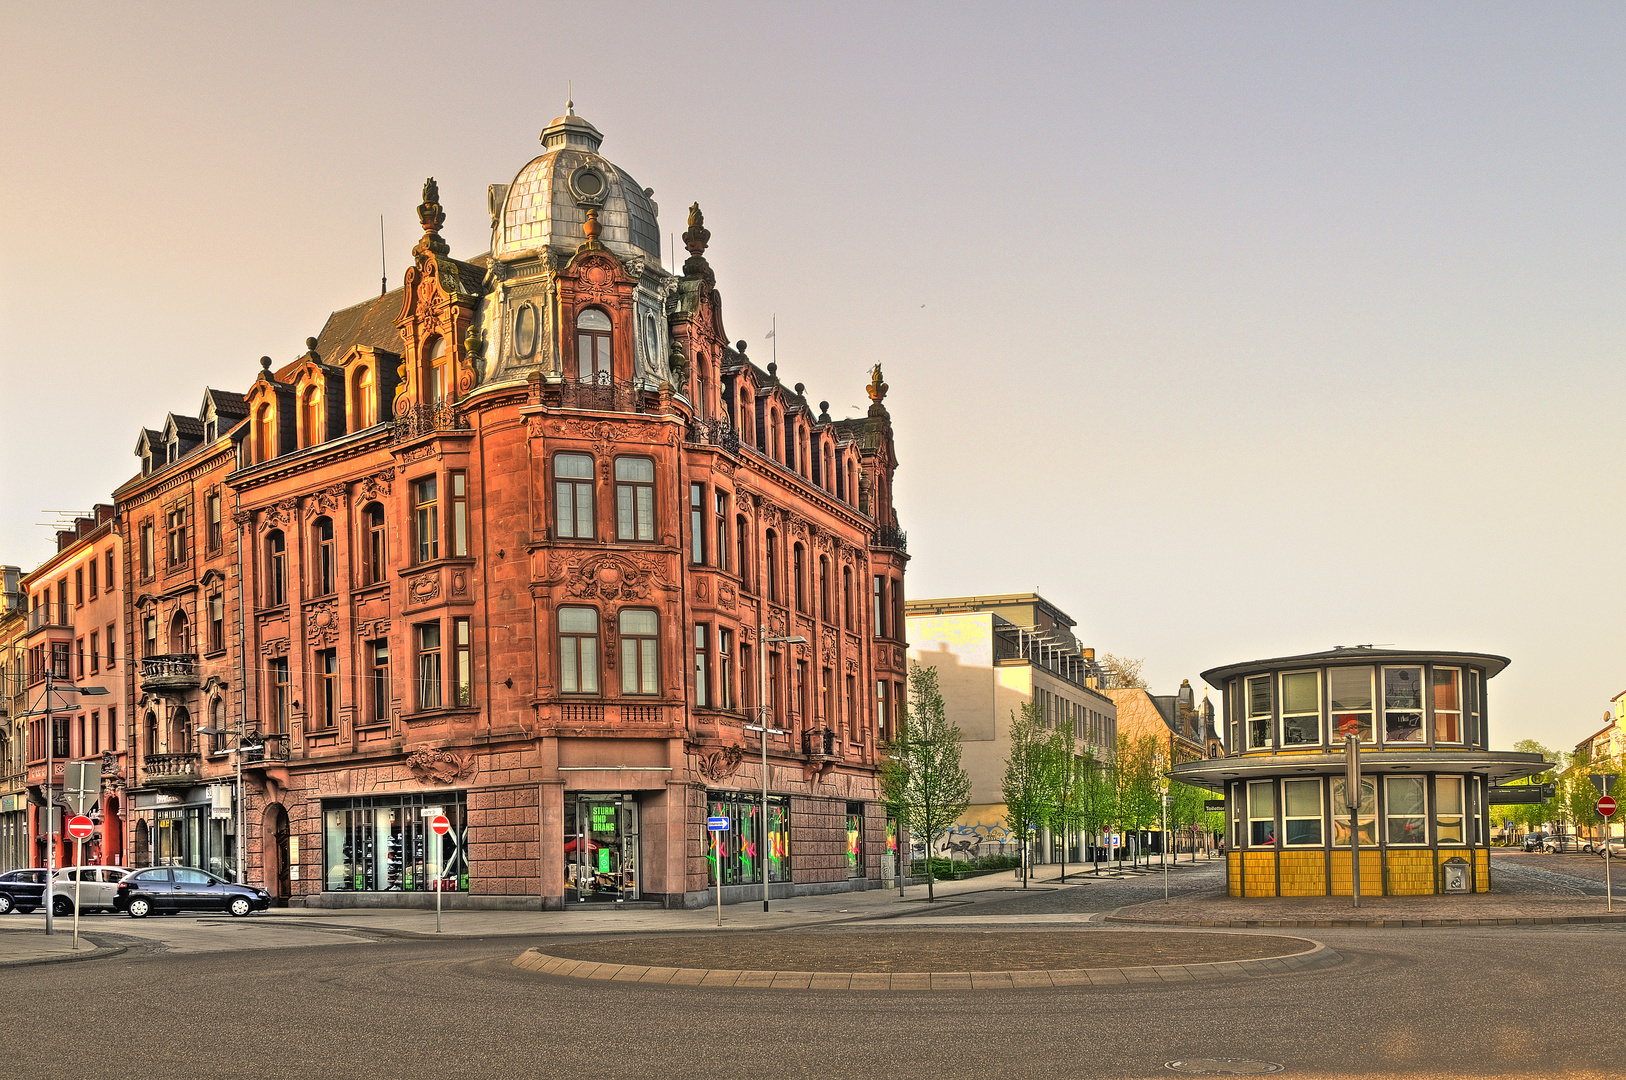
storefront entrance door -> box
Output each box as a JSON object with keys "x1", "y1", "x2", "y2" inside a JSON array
[{"x1": 565, "y1": 795, "x2": 639, "y2": 902}]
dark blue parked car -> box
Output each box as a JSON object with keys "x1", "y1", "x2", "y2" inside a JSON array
[
  {"x1": 0, "y1": 868, "x2": 49, "y2": 914},
  {"x1": 114, "y1": 867, "x2": 271, "y2": 918}
]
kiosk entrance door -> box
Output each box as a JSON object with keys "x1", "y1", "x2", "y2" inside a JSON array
[{"x1": 565, "y1": 795, "x2": 639, "y2": 902}]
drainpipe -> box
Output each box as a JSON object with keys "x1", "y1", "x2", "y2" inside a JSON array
[{"x1": 233, "y1": 490, "x2": 250, "y2": 886}]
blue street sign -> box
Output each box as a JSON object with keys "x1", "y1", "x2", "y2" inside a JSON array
[{"x1": 706, "y1": 816, "x2": 730, "y2": 832}]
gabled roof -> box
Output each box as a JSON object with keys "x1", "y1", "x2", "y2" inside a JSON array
[
  {"x1": 135, "y1": 428, "x2": 163, "y2": 455},
  {"x1": 202, "y1": 388, "x2": 249, "y2": 418},
  {"x1": 165, "y1": 414, "x2": 205, "y2": 440}
]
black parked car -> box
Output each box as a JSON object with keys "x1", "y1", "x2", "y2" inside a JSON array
[
  {"x1": 114, "y1": 867, "x2": 271, "y2": 918},
  {"x1": 0, "y1": 868, "x2": 49, "y2": 914}
]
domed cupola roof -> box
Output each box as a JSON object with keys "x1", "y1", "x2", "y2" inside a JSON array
[{"x1": 494, "y1": 100, "x2": 661, "y2": 265}]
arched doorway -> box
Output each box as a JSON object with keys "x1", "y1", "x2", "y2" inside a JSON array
[
  {"x1": 103, "y1": 796, "x2": 122, "y2": 867},
  {"x1": 262, "y1": 803, "x2": 290, "y2": 905}
]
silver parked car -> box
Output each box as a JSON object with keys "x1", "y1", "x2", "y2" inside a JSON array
[
  {"x1": 1541, "y1": 835, "x2": 1595, "y2": 854},
  {"x1": 50, "y1": 866, "x2": 129, "y2": 916}
]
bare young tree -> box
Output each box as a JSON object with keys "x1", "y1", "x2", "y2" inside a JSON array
[
  {"x1": 880, "y1": 663, "x2": 972, "y2": 902},
  {"x1": 1097, "y1": 653, "x2": 1149, "y2": 690}
]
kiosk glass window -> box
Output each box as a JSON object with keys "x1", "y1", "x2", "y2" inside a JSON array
[
  {"x1": 1283, "y1": 779, "x2": 1323, "y2": 846},
  {"x1": 1280, "y1": 671, "x2": 1321, "y2": 746},
  {"x1": 1329, "y1": 666, "x2": 1374, "y2": 743},
  {"x1": 1246, "y1": 676, "x2": 1273, "y2": 750},
  {"x1": 1385, "y1": 775, "x2": 1428, "y2": 845},
  {"x1": 1247, "y1": 780, "x2": 1277, "y2": 845},
  {"x1": 1433, "y1": 668, "x2": 1462, "y2": 743},
  {"x1": 1383, "y1": 666, "x2": 1424, "y2": 743},
  {"x1": 1331, "y1": 777, "x2": 1377, "y2": 846},
  {"x1": 1435, "y1": 776, "x2": 1464, "y2": 843}
]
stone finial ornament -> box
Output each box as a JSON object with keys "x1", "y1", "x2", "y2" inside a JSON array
[
  {"x1": 305, "y1": 337, "x2": 320, "y2": 362},
  {"x1": 818, "y1": 400, "x2": 831, "y2": 423},
  {"x1": 260, "y1": 356, "x2": 273, "y2": 373},
  {"x1": 414, "y1": 177, "x2": 449, "y2": 257},
  {"x1": 867, "y1": 364, "x2": 887, "y2": 403},
  {"x1": 684, "y1": 203, "x2": 710, "y2": 256},
  {"x1": 580, "y1": 208, "x2": 603, "y2": 251},
  {"x1": 464, "y1": 324, "x2": 486, "y2": 361}
]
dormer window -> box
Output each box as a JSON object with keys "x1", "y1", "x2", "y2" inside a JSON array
[
  {"x1": 300, "y1": 385, "x2": 323, "y2": 448},
  {"x1": 204, "y1": 417, "x2": 217, "y2": 443},
  {"x1": 254, "y1": 404, "x2": 275, "y2": 463},
  {"x1": 424, "y1": 337, "x2": 449, "y2": 405},
  {"x1": 352, "y1": 364, "x2": 377, "y2": 431},
  {"x1": 576, "y1": 308, "x2": 612, "y2": 381}
]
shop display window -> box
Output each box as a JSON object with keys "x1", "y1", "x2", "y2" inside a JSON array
[{"x1": 322, "y1": 793, "x2": 467, "y2": 892}]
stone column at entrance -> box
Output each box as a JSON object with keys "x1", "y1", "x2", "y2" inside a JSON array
[{"x1": 539, "y1": 779, "x2": 565, "y2": 911}]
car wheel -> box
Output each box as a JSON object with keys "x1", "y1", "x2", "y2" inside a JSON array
[
  {"x1": 0, "y1": 894, "x2": 12, "y2": 915},
  {"x1": 228, "y1": 896, "x2": 252, "y2": 917},
  {"x1": 127, "y1": 897, "x2": 151, "y2": 919},
  {"x1": 52, "y1": 896, "x2": 73, "y2": 917}
]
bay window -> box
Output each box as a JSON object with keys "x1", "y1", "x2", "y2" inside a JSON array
[
  {"x1": 554, "y1": 454, "x2": 595, "y2": 540},
  {"x1": 416, "y1": 623, "x2": 442, "y2": 709},
  {"x1": 558, "y1": 607, "x2": 599, "y2": 695},
  {"x1": 413, "y1": 477, "x2": 439, "y2": 564},
  {"x1": 618, "y1": 610, "x2": 658, "y2": 695}
]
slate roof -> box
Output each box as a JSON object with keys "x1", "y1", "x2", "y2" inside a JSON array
[
  {"x1": 204, "y1": 388, "x2": 250, "y2": 418},
  {"x1": 167, "y1": 414, "x2": 205, "y2": 439}
]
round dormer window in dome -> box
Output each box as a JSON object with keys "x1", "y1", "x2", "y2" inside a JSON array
[{"x1": 570, "y1": 165, "x2": 607, "y2": 206}]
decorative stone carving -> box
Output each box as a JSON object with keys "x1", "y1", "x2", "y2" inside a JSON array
[
  {"x1": 562, "y1": 552, "x2": 658, "y2": 602},
  {"x1": 408, "y1": 572, "x2": 442, "y2": 604},
  {"x1": 305, "y1": 485, "x2": 345, "y2": 518},
  {"x1": 259, "y1": 500, "x2": 297, "y2": 532},
  {"x1": 357, "y1": 471, "x2": 393, "y2": 502},
  {"x1": 694, "y1": 578, "x2": 710, "y2": 603},
  {"x1": 821, "y1": 635, "x2": 837, "y2": 664},
  {"x1": 451, "y1": 570, "x2": 468, "y2": 597},
  {"x1": 718, "y1": 581, "x2": 737, "y2": 612},
  {"x1": 406, "y1": 748, "x2": 475, "y2": 785},
  {"x1": 231, "y1": 509, "x2": 253, "y2": 527},
  {"x1": 305, "y1": 600, "x2": 339, "y2": 645},
  {"x1": 263, "y1": 638, "x2": 289, "y2": 658},
  {"x1": 688, "y1": 742, "x2": 746, "y2": 783}
]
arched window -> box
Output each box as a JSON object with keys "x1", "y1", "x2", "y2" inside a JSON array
[
  {"x1": 842, "y1": 566, "x2": 853, "y2": 631},
  {"x1": 559, "y1": 607, "x2": 599, "y2": 695},
  {"x1": 736, "y1": 515, "x2": 750, "y2": 592},
  {"x1": 265, "y1": 530, "x2": 286, "y2": 607},
  {"x1": 424, "y1": 337, "x2": 449, "y2": 405},
  {"x1": 765, "y1": 530, "x2": 780, "y2": 604},
  {"x1": 362, "y1": 503, "x2": 387, "y2": 585},
  {"x1": 793, "y1": 543, "x2": 806, "y2": 613},
  {"x1": 819, "y1": 556, "x2": 830, "y2": 623},
  {"x1": 168, "y1": 610, "x2": 189, "y2": 654},
  {"x1": 313, "y1": 516, "x2": 335, "y2": 596},
  {"x1": 254, "y1": 404, "x2": 275, "y2": 463},
  {"x1": 300, "y1": 385, "x2": 322, "y2": 448},
  {"x1": 769, "y1": 409, "x2": 781, "y2": 461},
  {"x1": 145, "y1": 711, "x2": 158, "y2": 759},
  {"x1": 514, "y1": 303, "x2": 538, "y2": 359},
  {"x1": 619, "y1": 609, "x2": 658, "y2": 695},
  {"x1": 353, "y1": 365, "x2": 376, "y2": 431},
  {"x1": 169, "y1": 706, "x2": 190, "y2": 756},
  {"x1": 576, "y1": 308, "x2": 612, "y2": 381},
  {"x1": 209, "y1": 698, "x2": 226, "y2": 753}
]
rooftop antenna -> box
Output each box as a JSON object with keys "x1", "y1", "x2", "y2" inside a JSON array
[{"x1": 379, "y1": 215, "x2": 387, "y2": 296}]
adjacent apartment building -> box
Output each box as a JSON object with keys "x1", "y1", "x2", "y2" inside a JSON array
[
  {"x1": 0, "y1": 566, "x2": 28, "y2": 870},
  {"x1": 905, "y1": 592, "x2": 1116, "y2": 862}
]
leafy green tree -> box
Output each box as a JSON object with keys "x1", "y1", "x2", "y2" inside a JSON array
[
  {"x1": 1047, "y1": 728, "x2": 1092, "y2": 882},
  {"x1": 1114, "y1": 732, "x2": 1162, "y2": 867},
  {"x1": 1168, "y1": 781, "x2": 1209, "y2": 862},
  {"x1": 1078, "y1": 753, "x2": 1117, "y2": 872},
  {"x1": 1001, "y1": 701, "x2": 1052, "y2": 886},
  {"x1": 880, "y1": 663, "x2": 972, "y2": 902}
]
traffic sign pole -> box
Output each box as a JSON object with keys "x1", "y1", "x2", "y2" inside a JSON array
[
  {"x1": 1598, "y1": 797, "x2": 1616, "y2": 913},
  {"x1": 428, "y1": 814, "x2": 451, "y2": 933},
  {"x1": 706, "y1": 815, "x2": 729, "y2": 925},
  {"x1": 65, "y1": 815, "x2": 94, "y2": 951}
]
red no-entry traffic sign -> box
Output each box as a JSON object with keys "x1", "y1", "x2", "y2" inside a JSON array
[
  {"x1": 66, "y1": 815, "x2": 94, "y2": 840},
  {"x1": 430, "y1": 814, "x2": 451, "y2": 836},
  {"x1": 1598, "y1": 796, "x2": 1617, "y2": 818}
]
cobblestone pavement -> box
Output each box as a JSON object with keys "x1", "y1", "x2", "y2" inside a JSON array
[{"x1": 1494, "y1": 849, "x2": 1622, "y2": 893}]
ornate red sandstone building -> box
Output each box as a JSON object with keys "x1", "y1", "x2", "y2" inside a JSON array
[{"x1": 104, "y1": 105, "x2": 907, "y2": 908}]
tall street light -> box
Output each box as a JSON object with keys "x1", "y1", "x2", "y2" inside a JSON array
[
  {"x1": 198, "y1": 724, "x2": 247, "y2": 884},
  {"x1": 22, "y1": 668, "x2": 109, "y2": 935},
  {"x1": 746, "y1": 630, "x2": 805, "y2": 912}
]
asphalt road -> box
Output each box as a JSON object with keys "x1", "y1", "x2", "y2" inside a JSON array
[{"x1": 3, "y1": 868, "x2": 1618, "y2": 1080}]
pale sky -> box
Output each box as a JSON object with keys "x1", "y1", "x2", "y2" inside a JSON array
[{"x1": 3, "y1": 2, "x2": 1623, "y2": 754}]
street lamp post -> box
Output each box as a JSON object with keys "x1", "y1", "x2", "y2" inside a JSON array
[
  {"x1": 747, "y1": 627, "x2": 805, "y2": 912},
  {"x1": 24, "y1": 668, "x2": 108, "y2": 935}
]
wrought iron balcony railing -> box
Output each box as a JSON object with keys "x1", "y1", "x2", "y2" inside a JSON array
[
  {"x1": 685, "y1": 417, "x2": 741, "y2": 455},
  {"x1": 393, "y1": 402, "x2": 468, "y2": 442},
  {"x1": 871, "y1": 525, "x2": 908, "y2": 553}
]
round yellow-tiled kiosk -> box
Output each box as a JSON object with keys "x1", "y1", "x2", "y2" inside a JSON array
[{"x1": 1171, "y1": 648, "x2": 1547, "y2": 898}]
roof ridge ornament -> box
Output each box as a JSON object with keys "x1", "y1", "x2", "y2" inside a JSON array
[
  {"x1": 415, "y1": 177, "x2": 449, "y2": 257},
  {"x1": 682, "y1": 202, "x2": 713, "y2": 281},
  {"x1": 866, "y1": 363, "x2": 888, "y2": 416}
]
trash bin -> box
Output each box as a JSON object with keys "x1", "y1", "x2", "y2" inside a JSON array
[{"x1": 1441, "y1": 856, "x2": 1469, "y2": 894}]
